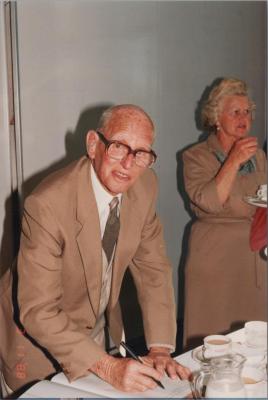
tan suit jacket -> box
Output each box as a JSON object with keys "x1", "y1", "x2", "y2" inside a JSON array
[{"x1": 0, "y1": 156, "x2": 176, "y2": 391}]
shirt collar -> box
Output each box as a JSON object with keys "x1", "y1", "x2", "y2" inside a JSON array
[{"x1": 90, "y1": 164, "x2": 122, "y2": 216}]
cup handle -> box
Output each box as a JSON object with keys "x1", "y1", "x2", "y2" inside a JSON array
[{"x1": 201, "y1": 345, "x2": 207, "y2": 358}]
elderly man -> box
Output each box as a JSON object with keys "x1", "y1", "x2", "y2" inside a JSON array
[{"x1": 0, "y1": 104, "x2": 190, "y2": 395}]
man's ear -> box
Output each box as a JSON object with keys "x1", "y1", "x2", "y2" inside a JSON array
[{"x1": 86, "y1": 130, "x2": 98, "y2": 159}]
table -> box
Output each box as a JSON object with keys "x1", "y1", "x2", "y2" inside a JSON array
[{"x1": 20, "y1": 328, "x2": 267, "y2": 398}]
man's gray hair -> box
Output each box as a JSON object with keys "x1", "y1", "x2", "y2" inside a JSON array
[{"x1": 97, "y1": 104, "x2": 155, "y2": 139}]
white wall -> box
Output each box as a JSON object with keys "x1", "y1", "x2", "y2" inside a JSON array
[{"x1": 1, "y1": 1, "x2": 266, "y2": 315}]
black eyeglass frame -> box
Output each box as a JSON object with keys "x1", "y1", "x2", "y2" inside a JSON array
[{"x1": 96, "y1": 130, "x2": 157, "y2": 167}]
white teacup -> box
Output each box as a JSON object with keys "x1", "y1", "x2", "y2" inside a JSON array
[
  {"x1": 245, "y1": 321, "x2": 267, "y2": 349},
  {"x1": 242, "y1": 366, "x2": 267, "y2": 398},
  {"x1": 257, "y1": 184, "x2": 267, "y2": 201},
  {"x1": 202, "y1": 334, "x2": 232, "y2": 358},
  {"x1": 244, "y1": 349, "x2": 267, "y2": 368}
]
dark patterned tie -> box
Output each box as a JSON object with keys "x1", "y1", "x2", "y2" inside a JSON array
[{"x1": 102, "y1": 197, "x2": 120, "y2": 264}]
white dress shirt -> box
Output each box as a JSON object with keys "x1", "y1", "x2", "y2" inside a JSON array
[
  {"x1": 91, "y1": 165, "x2": 122, "y2": 238},
  {"x1": 90, "y1": 165, "x2": 122, "y2": 348}
]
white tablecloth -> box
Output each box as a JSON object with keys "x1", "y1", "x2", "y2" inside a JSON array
[{"x1": 20, "y1": 328, "x2": 267, "y2": 398}]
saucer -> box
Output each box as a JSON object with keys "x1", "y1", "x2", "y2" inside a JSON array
[
  {"x1": 244, "y1": 196, "x2": 267, "y2": 208},
  {"x1": 192, "y1": 343, "x2": 267, "y2": 366},
  {"x1": 191, "y1": 346, "x2": 233, "y2": 364}
]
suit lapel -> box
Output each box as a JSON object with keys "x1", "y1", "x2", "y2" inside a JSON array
[{"x1": 75, "y1": 159, "x2": 102, "y2": 318}]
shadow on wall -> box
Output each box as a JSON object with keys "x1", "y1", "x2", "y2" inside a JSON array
[
  {"x1": 22, "y1": 103, "x2": 113, "y2": 198},
  {"x1": 175, "y1": 79, "x2": 224, "y2": 353},
  {"x1": 0, "y1": 192, "x2": 21, "y2": 279},
  {"x1": 0, "y1": 102, "x2": 111, "y2": 279}
]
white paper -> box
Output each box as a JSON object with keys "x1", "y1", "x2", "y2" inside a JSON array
[
  {"x1": 52, "y1": 372, "x2": 192, "y2": 398},
  {"x1": 20, "y1": 379, "x2": 104, "y2": 398}
]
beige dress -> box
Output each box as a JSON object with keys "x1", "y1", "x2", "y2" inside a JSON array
[{"x1": 183, "y1": 134, "x2": 267, "y2": 350}]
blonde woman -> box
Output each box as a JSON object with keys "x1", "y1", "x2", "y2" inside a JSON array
[{"x1": 183, "y1": 78, "x2": 267, "y2": 349}]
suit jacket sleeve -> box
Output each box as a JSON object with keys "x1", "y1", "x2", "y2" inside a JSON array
[
  {"x1": 17, "y1": 195, "x2": 106, "y2": 382},
  {"x1": 183, "y1": 145, "x2": 225, "y2": 214},
  {"x1": 183, "y1": 144, "x2": 267, "y2": 216},
  {"x1": 128, "y1": 171, "x2": 177, "y2": 349}
]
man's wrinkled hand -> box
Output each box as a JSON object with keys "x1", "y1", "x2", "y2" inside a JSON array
[
  {"x1": 90, "y1": 354, "x2": 163, "y2": 392},
  {"x1": 142, "y1": 347, "x2": 192, "y2": 380}
]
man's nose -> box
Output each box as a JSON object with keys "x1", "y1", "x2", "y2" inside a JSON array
[{"x1": 121, "y1": 153, "x2": 135, "y2": 169}]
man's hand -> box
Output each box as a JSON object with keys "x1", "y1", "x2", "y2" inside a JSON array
[
  {"x1": 142, "y1": 346, "x2": 191, "y2": 380},
  {"x1": 90, "y1": 353, "x2": 163, "y2": 392}
]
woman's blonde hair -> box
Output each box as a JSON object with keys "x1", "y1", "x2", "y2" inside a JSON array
[{"x1": 201, "y1": 78, "x2": 256, "y2": 132}]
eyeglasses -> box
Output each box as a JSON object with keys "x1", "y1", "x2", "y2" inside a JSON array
[
  {"x1": 226, "y1": 108, "x2": 252, "y2": 119},
  {"x1": 96, "y1": 131, "x2": 157, "y2": 168}
]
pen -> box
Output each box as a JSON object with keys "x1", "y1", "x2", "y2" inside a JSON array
[{"x1": 120, "y1": 341, "x2": 165, "y2": 390}]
